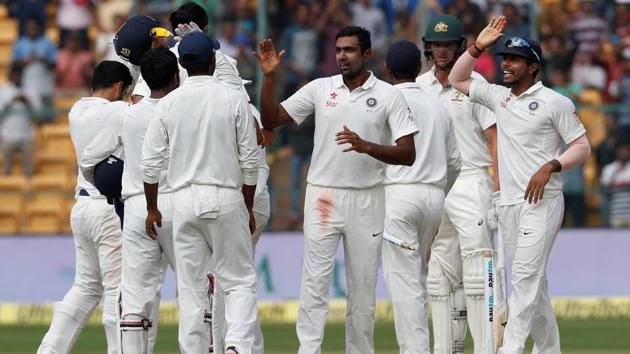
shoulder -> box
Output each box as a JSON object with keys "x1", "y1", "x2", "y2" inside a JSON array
[
  {"x1": 470, "y1": 71, "x2": 488, "y2": 82},
  {"x1": 416, "y1": 70, "x2": 433, "y2": 86}
]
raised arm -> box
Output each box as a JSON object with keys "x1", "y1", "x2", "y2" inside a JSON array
[
  {"x1": 449, "y1": 16, "x2": 506, "y2": 95},
  {"x1": 255, "y1": 39, "x2": 294, "y2": 129}
]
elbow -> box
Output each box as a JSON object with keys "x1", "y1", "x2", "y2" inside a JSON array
[{"x1": 404, "y1": 149, "x2": 416, "y2": 166}]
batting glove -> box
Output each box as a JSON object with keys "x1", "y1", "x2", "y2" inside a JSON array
[
  {"x1": 174, "y1": 21, "x2": 203, "y2": 42},
  {"x1": 487, "y1": 191, "x2": 500, "y2": 230}
]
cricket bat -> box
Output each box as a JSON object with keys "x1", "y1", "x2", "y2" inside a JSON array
[{"x1": 493, "y1": 229, "x2": 508, "y2": 353}]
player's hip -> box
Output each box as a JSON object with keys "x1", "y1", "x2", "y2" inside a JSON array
[{"x1": 304, "y1": 183, "x2": 385, "y2": 222}]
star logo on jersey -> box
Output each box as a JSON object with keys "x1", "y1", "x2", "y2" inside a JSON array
[
  {"x1": 501, "y1": 95, "x2": 511, "y2": 108},
  {"x1": 329, "y1": 92, "x2": 338, "y2": 100},
  {"x1": 529, "y1": 101, "x2": 539, "y2": 111}
]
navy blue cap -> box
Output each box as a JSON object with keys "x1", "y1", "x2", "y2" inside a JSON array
[
  {"x1": 177, "y1": 32, "x2": 220, "y2": 68},
  {"x1": 94, "y1": 155, "x2": 123, "y2": 203},
  {"x1": 386, "y1": 40, "x2": 422, "y2": 75},
  {"x1": 114, "y1": 15, "x2": 165, "y2": 65},
  {"x1": 495, "y1": 37, "x2": 542, "y2": 63}
]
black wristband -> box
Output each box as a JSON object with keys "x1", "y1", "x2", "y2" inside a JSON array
[
  {"x1": 473, "y1": 42, "x2": 484, "y2": 53},
  {"x1": 549, "y1": 159, "x2": 562, "y2": 173}
]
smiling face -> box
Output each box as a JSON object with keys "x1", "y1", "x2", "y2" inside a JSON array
[
  {"x1": 501, "y1": 54, "x2": 537, "y2": 85},
  {"x1": 335, "y1": 35, "x2": 371, "y2": 79}
]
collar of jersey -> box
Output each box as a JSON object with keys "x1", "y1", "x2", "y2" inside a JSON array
[
  {"x1": 513, "y1": 81, "x2": 543, "y2": 98},
  {"x1": 333, "y1": 71, "x2": 376, "y2": 90},
  {"x1": 81, "y1": 96, "x2": 110, "y2": 103},
  {"x1": 140, "y1": 96, "x2": 160, "y2": 106},
  {"x1": 394, "y1": 82, "x2": 420, "y2": 90},
  {"x1": 183, "y1": 75, "x2": 218, "y2": 85}
]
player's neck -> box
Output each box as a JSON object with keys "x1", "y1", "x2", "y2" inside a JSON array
[
  {"x1": 92, "y1": 89, "x2": 118, "y2": 102},
  {"x1": 150, "y1": 90, "x2": 169, "y2": 99},
  {"x1": 343, "y1": 70, "x2": 371, "y2": 91},
  {"x1": 433, "y1": 67, "x2": 450, "y2": 88},
  {"x1": 510, "y1": 76, "x2": 536, "y2": 97},
  {"x1": 391, "y1": 78, "x2": 415, "y2": 85}
]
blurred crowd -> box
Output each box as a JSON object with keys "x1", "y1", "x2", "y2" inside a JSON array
[{"x1": 0, "y1": 0, "x2": 629, "y2": 228}]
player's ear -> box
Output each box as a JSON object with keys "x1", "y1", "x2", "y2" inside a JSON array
[
  {"x1": 363, "y1": 47, "x2": 373, "y2": 63},
  {"x1": 528, "y1": 62, "x2": 539, "y2": 75}
]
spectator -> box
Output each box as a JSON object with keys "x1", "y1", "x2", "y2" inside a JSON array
[
  {"x1": 562, "y1": 160, "x2": 586, "y2": 227},
  {"x1": 618, "y1": 53, "x2": 630, "y2": 136},
  {"x1": 570, "y1": 0, "x2": 607, "y2": 55},
  {"x1": 551, "y1": 68, "x2": 582, "y2": 102},
  {"x1": 56, "y1": 31, "x2": 94, "y2": 92},
  {"x1": 314, "y1": 1, "x2": 352, "y2": 77},
  {"x1": 601, "y1": 138, "x2": 630, "y2": 228},
  {"x1": 571, "y1": 52, "x2": 607, "y2": 90},
  {"x1": 502, "y1": 3, "x2": 529, "y2": 38},
  {"x1": 94, "y1": 14, "x2": 127, "y2": 63},
  {"x1": 280, "y1": 2, "x2": 319, "y2": 97},
  {"x1": 0, "y1": 63, "x2": 41, "y2": 177},
  {"x1": 8, "y1": 0, "x2": 46, "y2": 36},
  {"x1": 596, "y1": 117, "x2": 620, "y2": 174},
  {"x1": 11, "y1": 16, "x2": 56, "y2": 124},
  {"x1": 350, "y1": 0, "x2": 387, "y2": 51},
  {"x1": 57, "y1": 0, "x2": 93, "y2": 49},
  {"x1": 543, "y1": 35, "x2": 575, "y2": 77},
  {"x1": 216, "y1": 17, "x2": 240, "y2": 59}
]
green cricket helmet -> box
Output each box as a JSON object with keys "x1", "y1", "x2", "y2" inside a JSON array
[{"x1": 422, "y1": 15, "x2": 467, "y2": 60}]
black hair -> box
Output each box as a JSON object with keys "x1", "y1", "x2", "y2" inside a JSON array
[
  {"x1": 335, "y1": 26, "x2": 371, "y2": 53},
  {"x1": 170, "y1": 2, "x2": 209, "y2": 31},
  {"x1": 389, "y1": 67, "x2": 420, "y2": 80},
  {"x1": 91, "y1": 61, "x2": 133, "y2": 92},
  {"x1": 526, "y1": 58, "x2": 541, "y2": 79},
  {"x1": 139, "y1": 48, "x2": 179, "y2": 91},
  {"x1": 8, "y1": 61, "x2": 24, "y2": 76}
]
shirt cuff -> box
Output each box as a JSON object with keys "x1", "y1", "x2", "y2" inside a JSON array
[
  {"x1": 242, "y1": 168, "x2": 259, "y2": 186},
  {"x1": 143, "y1": 174, "x2": 160, "y2": 185},
  {"x1": 392, "y1": 127, "x2": 419, "y2": 142}
]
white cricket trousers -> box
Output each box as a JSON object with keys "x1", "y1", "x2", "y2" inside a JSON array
[
  {"x1": 38, "y1": 197, "x2": 122, "y2": 354},
  {"x1": 213, "y1": 209, "x2": 269, "y2": 354},
  {"x1": 498, "y1": 194, "x2": 564, "y2": 354},
  {"x1": 297, "y1": 184, "x2": 384, "y2": 354},
  {"x1": 173, "y1": 185, "x2": 258, "y2": 354},
  {"x1": 382, "y1": 183, "x2": 445, "y2": 354},
  {"x1": 119, "y1": 193, "x2": 176, "y2": 353}
]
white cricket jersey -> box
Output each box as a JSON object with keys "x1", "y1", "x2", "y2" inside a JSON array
[
  {"x1": 385, "y1": 82, "x2": 461, "y2": 188},
  {"x1": 281, "y1": 73, "x2": 418, "y2": 188},
  {"x1": 416, "y1": 68, "x2": 495, "y2": 170},
  {"x1": 469, "y1": 80, "x2": 587, "y2": 205},
  {"x1": 69, "y1": 97, "x2": 128, "y2": 199},
  {"x1": 80, "y1": 97, "x2": 173, "y2": 200},
  {"x1": 132, "y1": 47, "x2": 245, "y2": 98},
  {"x1": 250, "y1": 104, "x2": 271, "y2": 216},
  {"x1": 142, "y1": 75, "x2": 258, "y2": 190}
]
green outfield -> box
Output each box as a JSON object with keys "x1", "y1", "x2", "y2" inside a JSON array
[{"x1": 1, "y1": 319, "x2": 629, "y2": 354}]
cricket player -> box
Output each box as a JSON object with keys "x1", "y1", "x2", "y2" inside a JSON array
[
  {"x1": 38, "y1": 61, "x2": 133, "y2": 354},
  {"x1": 256, "y1": 26, "x2": 418, "y2": 354},
  {"x1": 416, "y1": 15, "x2": 499, "y2": 354},
  {"x1": 449, "y1": 16, "x2": 591, "y2": 354},
  {"x1": 142, "y1": 32, "x2": 259, "y2": 354},
  {"x1": 79, "y1": 48, "x2": 180, "y2": 354},
  {"x1": 382, "y1": 40, "x2": 462, "y2": 354}
]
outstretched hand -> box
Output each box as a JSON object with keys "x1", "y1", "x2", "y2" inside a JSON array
[
  {"x1": 173, "y1": 21, "x2": 203, "y2": 42},
  {"x1": 476, "y1": 16, "x2": 507, "y2": 50},
  {"x1": 335, "y1": 125, "x2": 371, "y2": 154},
  {"x1": 254, "y1": 39, "x2": 286, "y2": 76}
]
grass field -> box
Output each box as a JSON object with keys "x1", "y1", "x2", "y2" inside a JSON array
[{"x1": 1, "y1": 319, "x2": 629, "y2": 354}]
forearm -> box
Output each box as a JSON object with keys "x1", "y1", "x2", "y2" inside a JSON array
[
  {"x1": 260, "y1": 73, "x2": 282, "y2": 129},
  {"x1": 557, "y1": 134, "x2": 591, "y2": 171},
  {"x1": 144, "y1": 182, "x2": 159, "y2": 211},
  {"x1": 242, "y1": 184, "x2": 256, "y2": 212},
  {"x1": 486, "y1": 132, "x2": 500, "y2": 192},
  {"x1": 365, "y1": 141, "x2": 415, "y2": 166},
  {"x1": 448, "y1": 50, "x2": 479, "y2": 96}
]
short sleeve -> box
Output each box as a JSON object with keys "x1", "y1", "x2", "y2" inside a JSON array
[
  {"x1": 473, "y1": 101, "x2": 496, "y2": 131},
  {"x1": 280, "y1": 79, "x2": 318, "y2": 125},
  {"x1": 387, "y1": 89, "x2": 419, "y2": 141},
  {"x1": 551, "y1": 95, "x2": 586, "y2": 144},
  {"x1": 469, "y1": 79, "x2": 499, "y2": 111}
]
